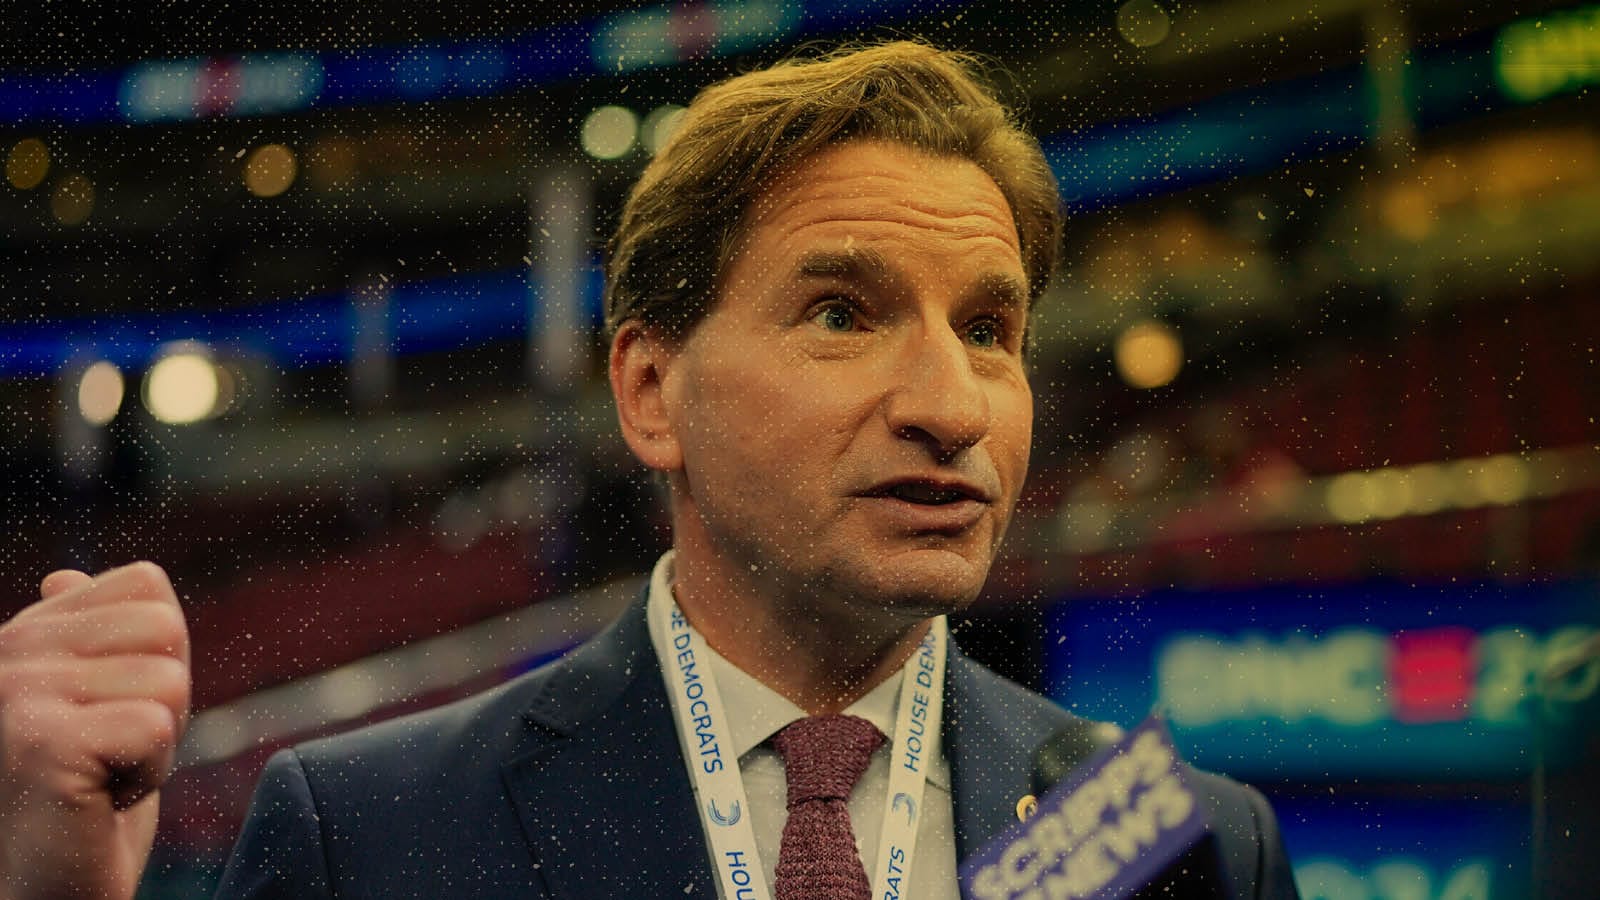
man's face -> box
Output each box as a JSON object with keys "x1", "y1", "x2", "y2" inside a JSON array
[{"x1": 659, "y1": 139, "x2": 1033, "y2": 618}]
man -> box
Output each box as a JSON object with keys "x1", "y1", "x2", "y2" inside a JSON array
[{"x1": 0, "y1": 42, "x2": 1298, "y2": 899}]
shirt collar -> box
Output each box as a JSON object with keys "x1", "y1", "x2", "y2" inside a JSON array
[{"x1": 647, "y1": 551, "x2": 948, "y2": 789}]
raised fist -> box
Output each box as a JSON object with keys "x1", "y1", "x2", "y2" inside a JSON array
[{"x1": 0, "y1": 562, "x2": 191, "y2": 900}]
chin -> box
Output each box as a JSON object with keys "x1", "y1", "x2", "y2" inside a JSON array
[{"x1": 840, "y1": 547, "x2": 992, "y2": 618}]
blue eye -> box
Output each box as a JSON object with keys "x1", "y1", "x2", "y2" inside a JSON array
[{"x1": 810, "y1": 301, "x2": 857, "y2": 333}]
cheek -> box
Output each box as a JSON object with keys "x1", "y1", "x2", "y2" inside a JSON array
[
  {"x1": 993, "y1": 386, "x2": 1034, "y2": 487},
  {"x1": 691, "y1": 364, "x2": 809, "y2": 471}
]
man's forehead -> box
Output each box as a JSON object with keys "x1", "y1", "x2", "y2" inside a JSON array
[{"x1": 743, "y1": 141, "x2": 1023, "y2": 253}]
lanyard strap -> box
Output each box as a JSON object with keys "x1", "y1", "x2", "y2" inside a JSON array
[
  {"x1": 651, "y1": 595, "x2": 946, "y2": 900},
  {"x1": 655, "y1": 599, "x2": 771, "y2": 899},
  {"x1": 868, "y1": 615, "x2": 945, "y2": 899}
]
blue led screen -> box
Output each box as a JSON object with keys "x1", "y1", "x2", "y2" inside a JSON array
[{"x1": 1045, "y1": 580, "x2": 1600, "y2": 780}]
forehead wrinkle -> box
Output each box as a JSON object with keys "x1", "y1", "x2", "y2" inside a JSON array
[
  {"x1": 749, "y1": 158, "x2": 1021, "y2": 248},
  {"x1": 764, "y1": 210, "x2": 1023, "y2": 283},
  {"x1": 896, "y1": 197, "x2": 1020, "y2": 245},
  {"x1": 764, "y1": 197, "x2": 1020, "y2": 254}
]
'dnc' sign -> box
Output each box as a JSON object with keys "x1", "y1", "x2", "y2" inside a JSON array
[{"x1": 1045, "y1": 580, "x2": 1599, "y2": 779}]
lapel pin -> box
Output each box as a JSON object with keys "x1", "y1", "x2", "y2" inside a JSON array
[{"x1": 1015, "y1": 794, "x2": 1039, "y2": 822}]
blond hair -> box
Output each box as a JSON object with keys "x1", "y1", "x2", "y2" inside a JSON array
[{"x1": 604, "y1": 40, "x2": 1061, "y2": 339}]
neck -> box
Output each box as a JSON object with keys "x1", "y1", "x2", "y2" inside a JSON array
[{"x1": 667, "y1": 545, "x2": 932, "y2": 716}]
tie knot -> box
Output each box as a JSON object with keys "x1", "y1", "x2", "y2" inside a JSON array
[{"x1": 772, "y1": 714, "x2": 884, "y2": 807}]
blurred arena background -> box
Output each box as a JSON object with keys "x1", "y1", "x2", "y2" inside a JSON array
[{"x1": 2, "y1": 0, "x2": 1597, "y2": 897}]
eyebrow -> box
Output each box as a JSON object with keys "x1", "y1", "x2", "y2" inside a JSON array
[
  {"x1": 976, "y1": 270, "x2": 1030, "y2": 314},
  {"x1": 792, "y1": 248, "x2": 1031, "y2": 312},
  {"x1": 792, "y1": 247, "x2": 892, "y2": 281}
]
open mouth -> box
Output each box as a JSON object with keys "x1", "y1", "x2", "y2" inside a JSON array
[
  {"x1": 885, "y1": 483, "x2": 973, "y2": 505},
  {"x1": 861, "y1": 477, "x2": 991, "y2": 532},
  {"x1": 869, "y1": 478, "x2": 990, "y2": 506}
]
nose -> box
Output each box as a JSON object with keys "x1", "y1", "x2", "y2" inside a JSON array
[{"x1": 883, "y1": 322, "x2": 991, "y2": 459}]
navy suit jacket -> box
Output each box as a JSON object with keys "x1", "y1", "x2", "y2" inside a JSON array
[{"x1": 214, "y1": 595, "x2": 1299, "y2": 898}]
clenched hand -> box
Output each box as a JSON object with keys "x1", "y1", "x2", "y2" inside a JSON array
[{"x1": 0, "y1": 563, "x2": 191, "y2": 900}]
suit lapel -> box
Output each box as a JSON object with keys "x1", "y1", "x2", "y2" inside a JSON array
[
  {"x1": 500, "y1": 595, "x2": 714, "y2": 898},
  {"x1": 945, "y1": 645, "x2": 1080, "y2": 862}
]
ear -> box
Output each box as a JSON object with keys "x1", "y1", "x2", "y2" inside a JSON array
[{"x1": 609, "y1": 319, "x2": 683, "y2": 473}]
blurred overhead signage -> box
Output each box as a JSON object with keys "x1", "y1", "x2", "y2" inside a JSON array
[
  {"x1": 1045, "y1": 581, "x2": 1600, "y2": 779},
  {"x1": 593, "y1": 1, "x2": 803, "y2": 72},
  {"x1": 1495, "y1": 5, "x2": 1600, "y2": 104},
  {"x1": 119, "y1": 53, "x2": 324, "y2": 122},
  {"x1": 0, "y1": 0, "x2": 952, "y2": 126},
  {"x1": 0, "y1": 266, "x2": 605, "y2": 379},
  {"x1": 2, "y1": 5, "x2": 1585, "y2": 216}
]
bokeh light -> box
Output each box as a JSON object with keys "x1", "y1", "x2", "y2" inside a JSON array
[
  {"x1": 581, "y1": 105, "x2": 638, "y2": 160},
  {"x1": 1117, "y1": 0, "x2": 1173, "y2": 48},
  {"x1": 50, "y1": 173, "x2": 94, "y2": 225},
  {"x1": 642, "y1": 104, "x2": 687, "y2": 155},
  {"x1": 1470, "y1": 454, "x2": 1531, "y2": 505},
  {"x1": 143, "y1": 347, "x2": 227, "y2": 425},
  {"x1": 1114, "y1": 320, "x2": 1183, "y2": 389},
  {"x1": 1326, "y1": 472, "x2": 1372, "y2": 525},
  {"x1": 244, "y1": 143, "x2": 299, "y2": 197},
  {"x1": 76, "y1": 361, "x2": 125, "y2": 426},
  {"x1": 6, "y1": 138, "x2": 50, "y2": 190}
]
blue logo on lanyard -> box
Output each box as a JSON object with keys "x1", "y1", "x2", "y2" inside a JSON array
[
  {"x1": 708, "y1": 798, "x2": 742, "y2": 826},
  {"x1": 892, "y1": 792, "x2": 916, "y2": 824}
]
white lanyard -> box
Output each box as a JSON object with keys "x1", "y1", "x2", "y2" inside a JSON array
[
  {"x1": 651, "y1": 596, "x2": 946, "y2": 900},
  {"x1": 868, "y1": 615, "x2": 945, "y2": 899}
]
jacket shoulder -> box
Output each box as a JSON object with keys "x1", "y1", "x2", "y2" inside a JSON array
[
  {"x1": 292, "y1": 592, "x2": 650, "y2": 782},
  {"x1": 1185, "y1": 769, "x2": 1300, "y2": 900},
  {"x1": 290, "y1": 659, "x2": 560, "y2": 783},
  {"x1": 215, "y1": 598, "x2": 657, "y2": 899}
]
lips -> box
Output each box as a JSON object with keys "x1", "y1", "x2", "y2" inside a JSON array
[
  {"x1": 887, "y1": 482, "x2": 968, "y2": 504},
  {"x1": 860, "y1": 488, "x2": 988, "y2": 535},
  {"x1": 863, "y1": 476, "x2": 995, "y2": 506}
]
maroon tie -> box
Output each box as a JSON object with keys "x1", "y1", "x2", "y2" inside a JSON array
[{"x1": 771, "y1": 714, "x2": 886, "y2": 900}]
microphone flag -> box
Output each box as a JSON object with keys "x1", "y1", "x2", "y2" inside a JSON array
[{"x1": 959, "y1": 716, "x2": 1208, "y2": 900}]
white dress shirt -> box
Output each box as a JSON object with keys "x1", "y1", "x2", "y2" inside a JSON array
[{"x1": 644, "y1": 552, "x2": 961, "y2": 899}]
